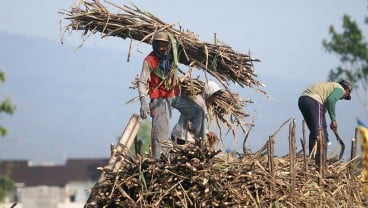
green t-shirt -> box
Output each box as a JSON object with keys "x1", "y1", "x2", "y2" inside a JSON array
[{"x1": 302, "y1": 82, "x2": 344, "y2": 121}]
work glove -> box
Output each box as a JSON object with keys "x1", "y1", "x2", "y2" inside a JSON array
[{"x1": 139, "y1": 97, "x2": 149, "y2": 119}]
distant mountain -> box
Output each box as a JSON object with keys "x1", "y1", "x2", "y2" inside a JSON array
[{"x1": 0, "y1": 31, "x2": 144, "y2": 164}]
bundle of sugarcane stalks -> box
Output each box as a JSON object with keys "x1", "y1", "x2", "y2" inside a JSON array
[
  {"x1": 85, "y1": 141, "x2": 364, "y2": 208},
  {"x1": 179, "y1": 78, "x2": 253, "y2": 136},
  {"x1": 60, "y1": 0, "x2": 266, "y2": 93}
]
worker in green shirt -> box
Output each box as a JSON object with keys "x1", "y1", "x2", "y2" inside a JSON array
[{"x1": 298, "y1": 80, "x2": 352, "y2": 164}]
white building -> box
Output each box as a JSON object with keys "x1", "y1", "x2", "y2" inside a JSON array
[{"x1": 0, "y1": 158, "x2": 108, "y2": 208}]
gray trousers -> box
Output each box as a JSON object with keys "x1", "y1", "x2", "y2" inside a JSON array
[
  {"x1": 149, "y1": 94, "x2": 205, "y2": 159},
  {"x1": 171, "y1": 94, "x2": 207, "y2": 144}
]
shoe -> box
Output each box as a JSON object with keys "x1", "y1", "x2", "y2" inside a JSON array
[{"x1": 327, "y1": 141, "x2": 332, "y2": 146}]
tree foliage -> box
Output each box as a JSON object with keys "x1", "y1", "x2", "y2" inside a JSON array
[
  {"x1": 0, "y1": 70, "x2": 15, "y2": 136},
  {"x1": 322, "y1": 12, "x2": 368, "y2": 108},
  {"x1": 0, "y1": 70, "x2": 16, "y2": 202},
  {"x1": 0, "y1": 174, "x2": 15, "y2": 202}
]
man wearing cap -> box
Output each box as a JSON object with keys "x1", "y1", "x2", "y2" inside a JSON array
[
  {"x1": 138, "y1": 30, "x2": 206, "y2": 159},
  {"x1": 298, "y1": 80, "x2": 352, "y2": 164}
]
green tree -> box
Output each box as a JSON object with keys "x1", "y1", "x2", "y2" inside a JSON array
[
  {"x1": 0, "y1": 70, "x2": 16, "y2": 136},
  {"x1": 0, "y1": 174, "x2": 15, "y2": 202},
  {"x1": 0, "y1": 70, "x2": 16, "y2": 202},
  {"x1": 322, "y1": 12, "x2": 368, "y2": 109}
]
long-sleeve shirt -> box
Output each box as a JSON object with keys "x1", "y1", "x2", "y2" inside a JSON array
[{"x1": 138, "y1": 60, "x2": 151, "y2": 98}]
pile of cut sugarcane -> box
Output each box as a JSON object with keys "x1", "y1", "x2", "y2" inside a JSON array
[{"x1": 84, "y1": 141, "x2": 363, "y2": 208}]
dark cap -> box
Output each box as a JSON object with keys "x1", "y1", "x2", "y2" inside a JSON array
[
  {"x1": 339, "y1": 80, "x2": 352, "y2": 100},
  {"x1": 153, "y1": 31, "x2": 169, "y2": 42}
]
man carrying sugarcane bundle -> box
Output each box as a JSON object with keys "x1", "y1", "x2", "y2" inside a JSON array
[
  {"x1": 138, "y1": 30, "x2": 207, "y2": 159},
  {"x1": 171, "y1": 80, "x2": 221, "y2": 149}
]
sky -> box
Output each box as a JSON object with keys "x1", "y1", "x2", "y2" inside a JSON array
[{"x1": 0, "y1": 0, "x2": 367, "y2": 164}]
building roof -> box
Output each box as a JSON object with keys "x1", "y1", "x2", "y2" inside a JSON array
[{"x1": 0, "y1": 158, "x2": 108, "y2": 187}]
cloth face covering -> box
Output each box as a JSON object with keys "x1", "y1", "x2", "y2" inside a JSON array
[{"x1": 152, "y1": 40, "x2": 173, "y2": 77}]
